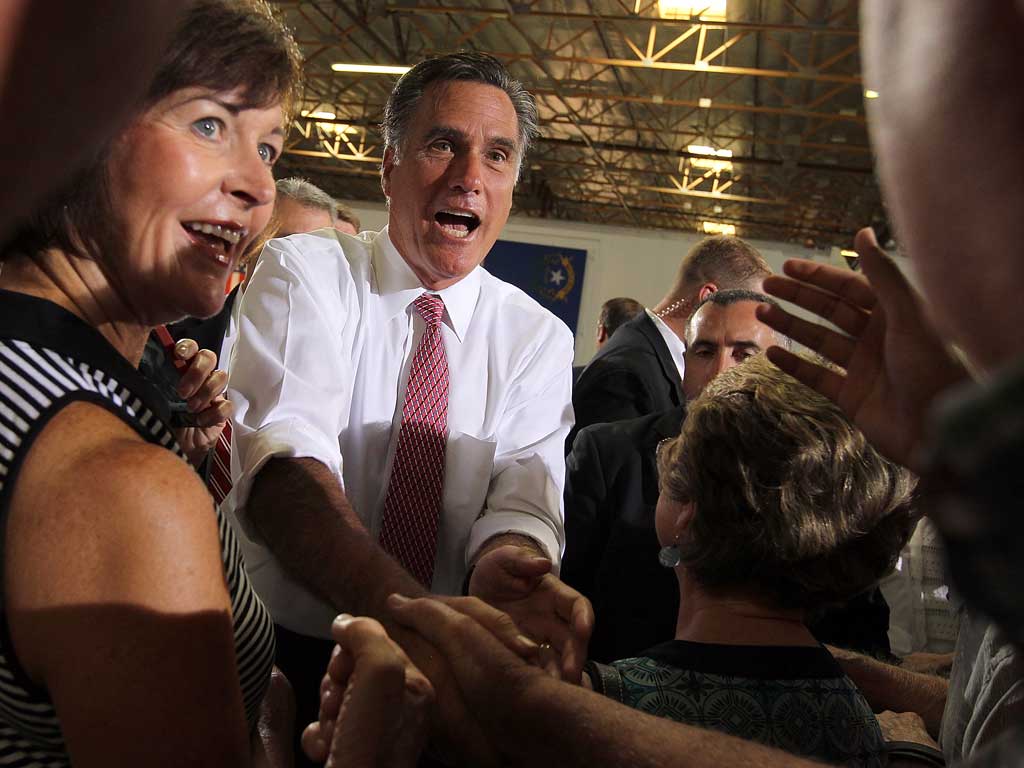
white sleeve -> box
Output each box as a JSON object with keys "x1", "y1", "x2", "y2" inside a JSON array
[
  {"x1": 466, "y1": 321, "x2": 574, "y2": 571},
  {"x1": 227, "y1": 235, "x2": 357, "y2": 536}
]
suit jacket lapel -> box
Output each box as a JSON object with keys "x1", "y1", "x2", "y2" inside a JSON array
[{"x1": 636, "y1": 313, "x2": 684, "y2": 404}]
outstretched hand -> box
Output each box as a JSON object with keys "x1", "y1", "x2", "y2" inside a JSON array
[
  {"x1": 469, "y1": 544, "x2": 593, "y2": 682},
  {"x1": 757, "y1": 227, "x2": 969, "y2": 472}
]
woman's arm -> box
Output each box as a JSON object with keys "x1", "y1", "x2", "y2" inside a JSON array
[{"x1": 4, "y1": 401, "x2": 251, "y2": 767}]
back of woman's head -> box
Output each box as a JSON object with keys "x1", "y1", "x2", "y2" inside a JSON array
[
  {"x1": 2, "y1": 0, "x2": 302, "y2": 261},
  {"x1": 657, "y1": 354, "x2": 917, "y2": 610}
]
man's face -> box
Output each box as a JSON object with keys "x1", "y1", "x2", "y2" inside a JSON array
[
  {"x1": 682, "y1": 301, "x2": 777, "y2": 400},
  {"x1": 382, "y1": 80, "x2": 520, "y2": 290},
  {"x1": 275, "y1": 197, "x2": 335, "y2": 238}
]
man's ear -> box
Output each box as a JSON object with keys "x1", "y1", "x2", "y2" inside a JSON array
[
  {"x1": 596, "y1": 324, "x2": 608, "y2": 344},
  {"x1": 381, "y1": 146, "x2": 396, "y2": 199},
  {"x1": 697, "y1": 283, "x2": 718, "y2": 302}
]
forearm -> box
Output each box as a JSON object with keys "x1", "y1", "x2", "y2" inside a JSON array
[
  {"x1": 502, "y1": 675, "x2": 825, "y2": 768},
  {"x1": 836, "y1": 651, "x2": 947, "y2": 738},
  {"x1": 247, "y1": 457, "x2": 427, "y2": 620}
]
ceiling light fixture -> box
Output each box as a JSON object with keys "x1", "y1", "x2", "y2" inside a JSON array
[
  {"x1": 702, "y1": 221, "x2": 735, "y2": 235},
  {"x1": 687, "y1": 144, "x2": 733, "y2": 172},
  {"x1": 864, "y1": 89, "x2": 880, "y2": 99},
  {"x1": 658, "y1": 0, "x2": 727, "y2": 21},
  {"x1": 331, "y1": 63, "x2": 411, "y2": 75},
  {"x1": 301, "y1": 110, "x2": 336, "y2": 120}
]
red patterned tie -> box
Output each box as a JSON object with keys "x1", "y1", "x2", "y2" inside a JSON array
[
  {"x1": 379, "y1": 293, "x2": 450, "y2": 586},
  {"x1": 207, "y1": 420, "x2": 233, "y2": 506}
]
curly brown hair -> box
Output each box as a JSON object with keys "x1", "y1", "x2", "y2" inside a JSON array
[{"x1": 657, "y1": 354, "x2": 918, "y2": 610}]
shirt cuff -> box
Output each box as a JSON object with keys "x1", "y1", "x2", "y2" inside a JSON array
[{"x1": 467, "y1": 511, "x2": 563, "y2": 575}]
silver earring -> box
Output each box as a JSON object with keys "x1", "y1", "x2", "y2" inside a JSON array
[{"x1": 658, "y1": 543, "x2": 681, "y2": 568}]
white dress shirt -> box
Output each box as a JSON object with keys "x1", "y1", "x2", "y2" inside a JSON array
[
  {"x1": 646, "y1": 308, "x2": 686, "y2": 381},
  {"x1": 226, "y1": 227, "x2": 575, "y2": 638},
  {"x1": 219, "y1": 286, "x2": 244, "y2": 374}
]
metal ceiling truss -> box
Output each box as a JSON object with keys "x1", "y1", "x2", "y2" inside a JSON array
[{"x1": 274, "y1": 0, "x2": 882, "y2": 247}]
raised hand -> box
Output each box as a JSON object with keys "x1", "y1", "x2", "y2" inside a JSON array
[
  {"x1": 468, "y1": 544, "x2": 594, "y2": 683},
  {"x1": 170, "y1": 338, "x2": 232, "y2": 467},
  {"x1": 302, "y1": 616, "x2": 434, "y2": 768},
  {"x1": 757, "y1": 227, "x2": 969, "y2": 471}
]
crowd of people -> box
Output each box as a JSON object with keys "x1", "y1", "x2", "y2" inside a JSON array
[{"x1": 0, "y1": 0, "x2": 1021, "y2": 766}]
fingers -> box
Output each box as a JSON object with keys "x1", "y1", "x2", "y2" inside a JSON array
[
  {"x1": 438, "y1": 596, "x2": 539, "y2": 660},
  {"x1": 762, "y1": 274, "x2": 873, "y2": 340},
  {"x1": 540, "y1": 576, "x2": 593, "y2": 682},
  {"x1": 756, "y1": 303, "x2": 858, "y2": 367},
  {"x1": 388, "y1": 593, "x2": 521, "y2": 670},
  {"x1": 765, "y1": 346, "x2": 846, "y2": 404},
  {"x1": 469, "y1": 545, "x2": 551, "y2": 602},
  {"x1": 324, "y1": 616, "x2": 413, "y2": 768},
  {"x1": 301, "y1": 721, "x2": 329, "y2": 764},
  {"x1": 537, "y1": 643, "x2": 561, "y2": 679},
  {"x1": 774, "y1": 257, "x2": 877, "y2": 312},
  {"x1": 176, "y1": 350, "x2": 224, "y2": 405},
  {"x1": 487, "y1": 545, "x2": 552, "y2": 579},
  {"x1": 173, "y1": 338, "x2": 199, "y2": 362},
  {"x1": 190, "y1": 395, "x2": 233, "y2": 429}
]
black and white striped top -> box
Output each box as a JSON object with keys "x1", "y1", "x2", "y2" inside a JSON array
[{"x1": 0, "y1": 291, "x2": 275, "y2": 766}]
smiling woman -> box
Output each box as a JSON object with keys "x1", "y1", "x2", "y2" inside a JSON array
[{"x1": 0, "y1": 2, "x2": 301, "y2": 767}]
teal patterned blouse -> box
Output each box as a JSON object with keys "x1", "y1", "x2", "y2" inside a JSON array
[{"x1": 585, "y1": 640, "x2": 885, "y2": 768}]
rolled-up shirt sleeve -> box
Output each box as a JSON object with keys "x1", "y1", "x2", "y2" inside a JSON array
[
  {"x1": 227, "y1": 234, "x2": 355, "y2": 539},
  {"x1": 466, "y1": 319, "x2": 575, "y2": 572}
]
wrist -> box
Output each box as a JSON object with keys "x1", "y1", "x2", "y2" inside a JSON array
[{"x1": 472, "y1": 533, "x2": 546, "y2": 564}]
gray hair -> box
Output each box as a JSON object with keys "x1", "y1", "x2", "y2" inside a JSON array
[
  {"x1": 381, "y1": 51, "x2": 540, "y2": 178},
  {"x1": 334, "y1": 200, "x2": 361, "y2": 231},
  {"x1": 274, "y1": 177, "x2": 337, "y2": 219},
  {"x1": 685, "y1": 288, "x2": 792, "y2": 349}
]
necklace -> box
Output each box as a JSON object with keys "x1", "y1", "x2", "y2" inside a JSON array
[{"x1": 655, "y1": 296, "x2": 689, "y2": 318}]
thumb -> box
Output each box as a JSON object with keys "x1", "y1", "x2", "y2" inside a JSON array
[
  {"x1": 855, "y1": 227, "x2": 930, "y2": 330},
  {"x1": 486, "y1": 544, "x2": 552, "y2": 580},
  {"x1": 173, "y1": 337, "x2": 199, "y2": 362}
]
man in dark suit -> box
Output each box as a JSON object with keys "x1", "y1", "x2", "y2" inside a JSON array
[
  {"x1": 568, "y1": 236, "x2": 771, "y2": 450},
  {"x1": 564, "y1": 290, "x2": 786, "y2": 662}
]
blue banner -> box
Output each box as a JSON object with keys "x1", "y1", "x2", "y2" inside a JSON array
[{"x1": 484, "y1": 239, "x2": 588, "y2": 335}]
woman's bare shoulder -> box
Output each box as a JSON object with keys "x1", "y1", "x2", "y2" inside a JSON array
[{"x1": 5, "y1": 398, "x2": 226, "y2": 616}]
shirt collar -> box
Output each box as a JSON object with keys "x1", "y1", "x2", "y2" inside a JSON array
[
  {"x1": 372, "y1": 226, "x2": 481, "y2": 343},
  {"x1": 646, "y1": 308, "x2": 687, "y2": 377}
]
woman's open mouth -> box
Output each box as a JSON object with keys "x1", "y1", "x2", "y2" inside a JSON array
[{"x1": 182, "y1": 221, "x2": 246, "y2": 265}]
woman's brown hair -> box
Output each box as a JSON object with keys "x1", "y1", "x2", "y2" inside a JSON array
[{"x1": 658, "y1": 354, "x2": 918, "y2": 610}]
